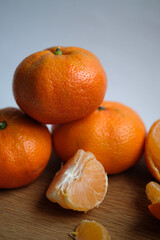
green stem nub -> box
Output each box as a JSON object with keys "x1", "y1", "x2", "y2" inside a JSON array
[
  {"x1": 54, "y1": 46, "x2": 62, "y2": 55},
  {"x1": 0, "y1": 121, "x2": 7, "y2": 130},
  {"x1": 98, "y1": 106, "x2": 106, "y2": 111}
]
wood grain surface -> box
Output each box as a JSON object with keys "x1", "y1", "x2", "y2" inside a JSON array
[{"x1": 0, "y1": 152, "x2": 160, "y2": 240}]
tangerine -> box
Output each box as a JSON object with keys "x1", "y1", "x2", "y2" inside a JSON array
[
  {"x1": 0, "y1": 107, "x2": 52, "y2": 188},
  {"x1": 52, "y1": 101, "x2": 146, "y2": 174},
  {"x1": 13, "y1": 46, "x2": 107, "y2": 124},
  {"x1": 145, "y1": 119, "x2": 160, "y2": 182}
]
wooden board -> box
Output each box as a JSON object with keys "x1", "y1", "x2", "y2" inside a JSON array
[{"x1": 0, "y1": 152, "x2": 160, "y2": 240}]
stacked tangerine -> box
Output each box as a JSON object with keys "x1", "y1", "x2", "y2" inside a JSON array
[{"x1": 0, "y1": 45, "x2": 159, "y2": 237}]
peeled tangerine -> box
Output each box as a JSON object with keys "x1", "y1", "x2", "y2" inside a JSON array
[
  {"x1": 46, "y1": 150, "x2": 108, "y2": 212},
  {"x1": 70, "y1": 220, "x2": 111, "y2": 240}
]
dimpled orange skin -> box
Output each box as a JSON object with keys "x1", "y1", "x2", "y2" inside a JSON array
[
  {"x1": 52, "y1": 101, "x2": 146, "y2": 174},
  {"x1": 13, "y1": 46, "x2": 107, "y2": 124},
  {"x1": 0, "y1": 107, "x2": 52, "y2": 189}
]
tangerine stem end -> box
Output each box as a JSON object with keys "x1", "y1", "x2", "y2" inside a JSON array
[
  {"x1": 98, "y1": 106, "x2": 107, "y2": 111},
  {"x1": 0, "y1": 121, "x2": 7, "y2": 130},
  {"x1": 54, "y1": 46, "x2": 62, "y2": 55}
]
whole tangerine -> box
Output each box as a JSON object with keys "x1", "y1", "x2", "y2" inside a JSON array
[
  {"x1": 52, "y1": 101, "x2": 146, "y2": 174},
  {"x1": 0, "y1": 107, "x2": 52, "y2": 188},
  {"x1": 13, "y1": 46, "x2": 107, "y2": 124}
]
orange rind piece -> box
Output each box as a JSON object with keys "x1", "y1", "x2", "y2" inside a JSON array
[
  {"x1": 146, "y1": 181, "x2": 160, "y2": 220},
  {"x1": 46, "y1": 149, "x2": 108, "y2": 212},
  {"x1": 69, "y1": 220, "x2": 111, "y2": 240}
]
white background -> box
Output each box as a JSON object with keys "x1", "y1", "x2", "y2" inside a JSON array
[{"x1": 0, "y1": 0, "x2": 160, "y2": 130}]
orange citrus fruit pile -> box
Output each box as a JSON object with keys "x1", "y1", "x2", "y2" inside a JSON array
[
  {"x1": 46, "y1": 149, "x2": 108, "y2": 212},
  {"x1": 1, "y1": 46, "x2": 108, "y2": 190},
  {"x1": 146, "y1": 181, "x2": 160, "y2": 220},
  {"x1": 1, "y1": 43, "x2": 159, "y2": 237},
  {"x1": 70, "y1": 220, "x2": 111, "y2": 240}
]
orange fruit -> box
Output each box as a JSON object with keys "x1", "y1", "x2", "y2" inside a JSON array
[
  {"x1": 52, "y1": 101, "x2": 146, "y2": 174},
  {"x1": 145, "y1": 119, "x2": 160, "y2": 182},
  {"x1": 13, "y1": 46, "x2": 107, "y2": 124},
  {"x1": 70, "y1": 220, "x2": 111, "y2": 240},
  {"x1": 0, "y1": 107, "x2": 52, "y2": 188},
  {"x1": 146, "y1": 181, "x2": 160, "y2": 220},
  {"x1": 46, "y1": 149, "x2": 108, "y2": 211}
]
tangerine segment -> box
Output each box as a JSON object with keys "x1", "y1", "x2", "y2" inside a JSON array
[
  {"x1": 146, "y1": 181, "x2": 160, "y2": 203},
  {"x1": 146, "y1": 181, "x2": 160, "y2": 220},
  {"x1": 148, "y1": 202, "x2": 160, "y2": 220},
  {"x1": 46, "y1": 150, "x2": 108, "y2": 212},
  {"x1": 70, "y1": 220, "x2": 111, "y2": 240},
  {"x1": 145, "y1": 119, "x2": 160, "y2": 182}
]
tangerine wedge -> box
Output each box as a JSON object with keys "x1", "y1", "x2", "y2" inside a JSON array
[
  {"x1": 70, "y1": 220, "x2": 111, "y2": 240},
  {"x1": 146, "y1": 181, "x2": 160, "y2": 220},
  {"x1": 46, "y1": 150, "x2": 108, "y2": 212}
]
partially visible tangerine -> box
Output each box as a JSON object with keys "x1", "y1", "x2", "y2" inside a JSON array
[
  {"x1": 52, "y1": 101, "x2": 146, "y2": 174},
  {"x1": 146, "y1": 181, "x2": 160, "y2": 220},
  {"x1": 0, "y1": 107, "x2": 52, "y2": 188},
  {"x1": 46, "y1": 149, "x2": 108, "y2": 212},
  {"x1": 145, "y1": 119, "x2": 160, "y2": 182},
  {"x1": 13, "y1": 46, "x2": 107, "y2": 124},
  {"x1": 69, "y1": 220, "x2": 111, "y2": 240}
]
